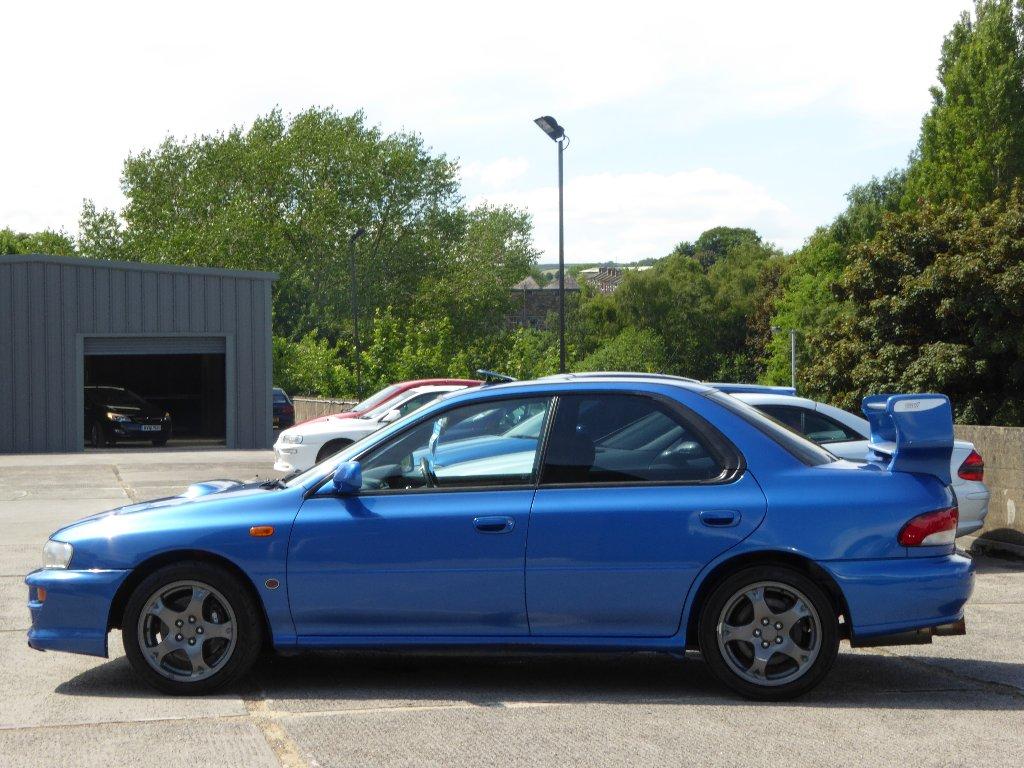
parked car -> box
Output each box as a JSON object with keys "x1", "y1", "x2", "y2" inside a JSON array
[
  {"x1": 729, "y1": 391, "x2": 990, "y2": 536},
  {"x1": 30, "y1": 375, "x2": 973, "y2": 700},
  {"x1": 297, "y1": 378, "x2": 482, "y2": 426},
  {"x1": 273, "y1": 384, "x2": 476, "y2": 472},
  {"x1": 272, "y1": 387, "x2": 294, "y2": 431},
  {"x1": 84, "y1": 386, "x2": 172, "y2": 448}
]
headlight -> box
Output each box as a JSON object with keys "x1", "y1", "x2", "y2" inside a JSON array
[
  {"x1": 106, "y1": 411, "x2": 131, "y2": 422},
  {"x1": 163, "y1": 412, "x2": 171, "y2": 421},
  {"x1": 42, "y1": 540, "x2": 73, "y2": 569},
  {"x1": 281, "y1": 433, "x2": 303, "y2": 444}
]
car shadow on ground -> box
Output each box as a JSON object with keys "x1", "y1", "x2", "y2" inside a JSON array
[{"x1": 56, "y1": 648, "x2": 1024, "y2": 710}]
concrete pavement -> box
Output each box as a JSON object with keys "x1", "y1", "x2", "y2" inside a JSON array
[{"x1": 1, "y1": 450, "x2": 1022, "y2": 767}]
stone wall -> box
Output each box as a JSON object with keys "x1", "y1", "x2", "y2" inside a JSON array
[
  {"x1": 293, "y1": 397, "x2": 357, "y2": 424},
  {"x1": 955, "y1": 425, "x2": 1024, "y2": 553}
]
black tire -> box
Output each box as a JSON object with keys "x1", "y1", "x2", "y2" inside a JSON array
[
  {"x1": 698, "y1": 565, "x2": 839, "y2": 701},
  {"x1": 316, "y1": 438, "x2": 353, "y2": 463},
  {"x1": 151, "y1": 439, "x2": 168, "y2": 447},
  {"x1": 122, "y1": 561, "x2": 263, "y2": 695},
  {"x1": 90, "y1": 421, "x2": 107, "y2": 448}
]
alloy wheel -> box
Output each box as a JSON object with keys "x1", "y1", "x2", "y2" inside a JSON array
[
  {"x1": 136, "y1": 580, "x2": 237, "y2": 682},
  {"x1": 715, "y1": 580, "x2": 822, "y2": 687}
]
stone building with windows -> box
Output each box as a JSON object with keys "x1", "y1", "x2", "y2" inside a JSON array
[{"x1": 507, "y1": 274, "x2": 580, "y2": 330}]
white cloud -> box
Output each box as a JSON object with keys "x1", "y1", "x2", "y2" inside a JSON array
[
  {"x1": 477, "y1": 168, "x2": 809, "y2": 263},
  {"x1": 461, "y1": 157, "x2": 530, "y2": 188}
]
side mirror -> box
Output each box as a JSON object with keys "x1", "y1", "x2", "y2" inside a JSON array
[
  {"x1": 332, "y1": 460, "x2": 362, "y2": 495},
  {"x1": 380, "y1": 408, "x2": 401, "y2": 424}
]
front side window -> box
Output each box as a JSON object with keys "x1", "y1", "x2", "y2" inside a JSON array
[
  {"x1": 755, "y1": 405, "x2": 862, "y2": 444},
  {"x1": 540, "y1": 394, "x2": 724, "y2": 485},
  {"x1": 358, "y1": 397, "x2": 552, "y2": 491}
]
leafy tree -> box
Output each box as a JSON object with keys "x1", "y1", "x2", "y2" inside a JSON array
[
  {"x1": 111, "y1": 108, "x2": 462, "y2": 344},
  {"x1": 805, "y1": 192, "x2": 1024, "y2": 424},
  {"x1": 0, "y1": 228, "x2": 76, "y2": 256},
  {"x1": 272, "y1": 333, "x2": 352, "y2": 397},
  {"x1": 670, "y1": 226, "x2": 763, "y2": 270},
  {"x1": 905, "y1": 0, "x2": 1024, "y2": 206},
  {"x1": 77, "y1": 200, "x2": 124, "y2": 261},
  {"x1": 576, "y1": 327, "x2": 667, "y2": 373}
]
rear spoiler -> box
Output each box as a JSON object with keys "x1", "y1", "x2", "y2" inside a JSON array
[{"x1": 861, "y1": 394, "x2": 953, "y2": 484}]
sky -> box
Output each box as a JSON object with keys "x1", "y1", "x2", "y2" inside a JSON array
[{"x1": 1, "y1": 0, "x2": 972, "y2": 263}]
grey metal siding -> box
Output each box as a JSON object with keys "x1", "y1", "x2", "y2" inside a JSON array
[{"x1": 0, "y1": 255, "x2": 276, "y2": 453}]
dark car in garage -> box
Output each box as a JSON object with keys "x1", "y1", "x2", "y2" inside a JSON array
[
  {"x1": 273, "y1": 387, "x2": 295, "y2": 431},
  {"x1": 84, "y1": 386, "x2": 172, "y2": 448}
]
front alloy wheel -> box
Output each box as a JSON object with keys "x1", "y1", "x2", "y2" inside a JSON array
[
  {"x1": 699, "y1": 566, "x2": 839, "y2": 700},
  {"x1": 137, "y1": 580, "x2": 237, "y2": 682},
  {"x1": 123, "y1": 562, "x2": 262, "y2": 694}
]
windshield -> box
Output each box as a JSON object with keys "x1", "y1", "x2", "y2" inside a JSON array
[
  {"x1": 352, "y1": 384, "x2": 402, "y2": 413},
  {"x1": 86, "y1": 387, "x2": 151, "y2": 410}
]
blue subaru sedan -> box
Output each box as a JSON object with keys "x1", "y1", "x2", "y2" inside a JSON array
[{"x1": 26, "y1": 376, "x2": 974, "y2": 700}]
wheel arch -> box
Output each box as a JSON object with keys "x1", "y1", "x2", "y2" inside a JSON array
[
  {"x1": 683, "y1": 549, "x2": 851, "y2": 649},
  {"x1": 316, "y1": 438, "x2": 354, "y2": 463},
  {"x1": 107, "y1": 549, "x2": 272, "y2": 648}
]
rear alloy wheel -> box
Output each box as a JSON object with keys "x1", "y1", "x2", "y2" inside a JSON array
[
  {"x1": 123, "y1": 562, "x2": 262, "y2": 694},
  {"x1": 698, "y1": 566, "x2": 838, "y2": 700}
]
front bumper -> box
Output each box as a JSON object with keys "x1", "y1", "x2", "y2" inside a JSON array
[
  {"x1": 109, "y1": 421, "x2": 172, "y2": 441},
  {"x1": 273, "y1": 442, "x2": 318, "y2": 473},
  {"x1": 823, "y1": 552, "x2": 975, "y2": 642},
  {"x1": 25, "y1": 568, "x2": 129, "y2": 657}
]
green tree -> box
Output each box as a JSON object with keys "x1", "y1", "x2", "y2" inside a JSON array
[
  {"x1": 805, "y1": 191, "x2": 1024, "y2": 424},
  {"x1": 905, "y1": 0, "x2": 1024, "y2": 206},
  {"x1": 576, "y1": 327, "x2": 667, "y2": 373},
  {"x1": 0, "y1": 228, "x2": 76, "y2": 256}
]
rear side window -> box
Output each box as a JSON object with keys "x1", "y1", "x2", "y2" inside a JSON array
[
  {"x1": 540, "y1": 394, "x2": 725, "y2": 485},
  {"x1": 706, "y1": 392, "x2": 836, "y2": 466},
  {"x1": 755, "y1": 405, "x2": 862, "y2": 444}
]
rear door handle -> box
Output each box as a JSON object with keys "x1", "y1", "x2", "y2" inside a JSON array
[
  {"x1": 699, "y1": 509, "x2": 740, "y2": 527},
  {"x1": 474, "y1": 516, "x2": 515, "y2": 533}
]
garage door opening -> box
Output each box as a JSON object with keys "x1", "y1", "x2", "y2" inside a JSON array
[{"x1": 82, "y1": 335, "x2": 229, "y2": 449}]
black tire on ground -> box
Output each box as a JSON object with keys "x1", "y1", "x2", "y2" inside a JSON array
[
  {"x1": 698, "y1": 565, "x2": 839, "y2": 701},
  {"x1": 316, "y1": 438, "x2": 353, "y2": 463},
  {"x1": 122, "y1": 561, "x2": 264, "y2": 695},
  {"x1": 90, "y1": 421, "x2": 107, "y2": 448}
]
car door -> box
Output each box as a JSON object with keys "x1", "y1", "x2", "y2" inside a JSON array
[
  {"x1": 525, "y1": 393, "x2": 767, "y2": 638},
  {"x1": 287, "y1": 395, "x2": 552, "y2": 638}
]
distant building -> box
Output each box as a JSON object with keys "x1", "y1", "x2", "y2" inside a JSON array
[
  {"x1": 507, "y1": 274, "x2": 580, "y2": 330},
  {"x1": 577, "y1": 264, "x2": 652, "y2": 293}
]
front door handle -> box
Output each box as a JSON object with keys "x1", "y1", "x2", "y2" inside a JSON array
[
  {"x1": 699, "y1": 509, "x2": 740, "y2": 527},
  {"x1": 474, "y1": 516, "x2": 515, "y2": 533}
]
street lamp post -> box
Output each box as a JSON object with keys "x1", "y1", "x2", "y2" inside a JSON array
[
  {"x1": 534, "y1": 115, "x2": 568, "y2": 373},
  {"x1": 349, "y1": 227, "x2": 366, "y2": 398}
]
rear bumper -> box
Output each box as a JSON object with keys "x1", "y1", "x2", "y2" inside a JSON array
[
  {"x1": 25, "y1": 568, "x2": 129, "y2": 657},
  {"x1": 822, "y1": 552, "x2": 974, "y2": 642}
]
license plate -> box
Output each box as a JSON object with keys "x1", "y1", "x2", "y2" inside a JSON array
[{"x1": 140, "y1": 425, "x2": 161, "y2": 432}]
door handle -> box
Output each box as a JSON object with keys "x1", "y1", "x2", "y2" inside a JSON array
[
  {"x1": 699, "y1": 509, "x2": 740, "y2": 527},
  {"x1": 473, "y1": 516, "x2": 515, "y2": 533}
]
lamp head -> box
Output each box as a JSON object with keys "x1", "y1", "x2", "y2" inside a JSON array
[{"x1": 534, "y1": 115, "x2": 565, "y2": 141}]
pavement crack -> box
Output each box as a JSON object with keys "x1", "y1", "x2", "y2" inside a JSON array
[
  {"x1": 110, "y1": 465, "x2": 138, "y2": 503},
  {"x1": 244, "y1": 689, "x2": 311, "y2": 768}
]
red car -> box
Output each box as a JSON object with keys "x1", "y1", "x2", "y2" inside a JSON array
[{"x1": 298, "y1": 378, "x2": 482, "y2": 426}]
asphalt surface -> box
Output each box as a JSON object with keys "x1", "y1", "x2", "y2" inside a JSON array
[{"x1": 1, "y1": 450, "x2": 1022, "y2": 767}]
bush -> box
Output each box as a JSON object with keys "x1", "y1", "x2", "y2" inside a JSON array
[{"x1": 575, "y1": 327, "x2": 667, "y2": 374}]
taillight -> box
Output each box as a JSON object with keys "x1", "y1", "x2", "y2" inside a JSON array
[
  {"x1": 898, "y1": 507, "x2": 959, "y2": 547},
  {"x1": 957, "y1": 450, "x2": 984, "y2": 482}
]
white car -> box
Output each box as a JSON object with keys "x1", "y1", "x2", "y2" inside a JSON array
[
  {"x1": 731, "y1": 392, "x2": 989, "y2": 536},
  {"x1": 273, "y1": 385, "x2": 470, "y2": 473}
]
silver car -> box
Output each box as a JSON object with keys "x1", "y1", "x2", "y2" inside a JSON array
[{"x1": 732, "y1": 392, "x2": 990, "y2": 537}]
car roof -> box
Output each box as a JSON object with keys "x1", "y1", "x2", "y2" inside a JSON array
[
  {"x1": 395, "y1": 378, "x2": 481, "y2": 388},
  {"x1": 731, "y1": 391, "x2": 820, "y2": 408}
]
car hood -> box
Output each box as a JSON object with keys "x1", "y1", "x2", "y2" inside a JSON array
[
  {"x1": 298, "y1": 411, "x2": 360, "y2": 426},
  {"x1": 51, "y1": 478, "x2": 269, "y2": 537}
]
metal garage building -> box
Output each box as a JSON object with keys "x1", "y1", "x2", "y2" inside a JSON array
[{"x1": 0, "y1": 254, "x2": 277, "y2": 453}]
